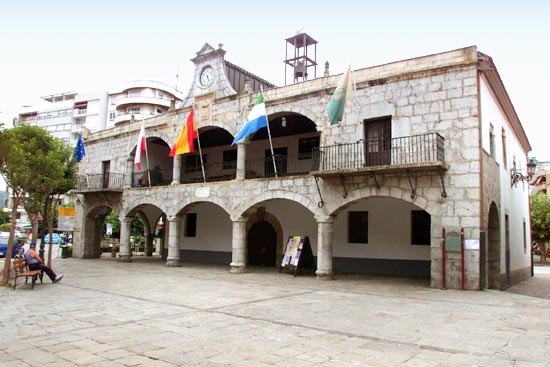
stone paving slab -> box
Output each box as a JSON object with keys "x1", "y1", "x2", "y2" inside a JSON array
[{"x1": 1, "y1": 256, "x2": 549, "y2": 366}]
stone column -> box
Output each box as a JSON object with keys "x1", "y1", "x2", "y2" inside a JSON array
[
  {"x1": 171, "y1": 155, "x2": 181, "y2": 185},
  {"x1": 145, "y1": 233, "x2": 154, "y2": 256},
  {"x1": 315, "y1": 216, "x2": 334, "y2": 280},
  {"x1": 235, "y1": 143, "x2": 246, "y2": 180},
  {"x1": 166, "y1": 216, "x2": 182, "y2": 267},
  {"x1": 230, "y1": 217, "x2": 247, "y2": 273},
  {"x1": 125, "y1": 158, "x2": 134, "y2": 188},
  {"x1": 118, "y1": 217, "x2": 132, "y2": 262}
]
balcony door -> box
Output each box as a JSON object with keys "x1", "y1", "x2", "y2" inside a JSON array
[
  {"x1": 265, "y1": 148, "x2": 287, "y2": 177},
  {"x1": 364, "y1": 117, "x2": 391, "y2": 166},
  {"x1": 102, "y1": 161, "x2": 110, "y2": 189}
]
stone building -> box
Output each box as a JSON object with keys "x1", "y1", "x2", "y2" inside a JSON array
[{"x1": 73, "y1": 41, "x2": 532, "y2": 290}]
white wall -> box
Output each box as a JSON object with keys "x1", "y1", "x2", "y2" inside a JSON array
[
  {"x1": 332, "y1": 197, "x2": 431, "y2": 260},
  {"x1": 479, "y1": 76, "x2": 531, "y2": 271}
]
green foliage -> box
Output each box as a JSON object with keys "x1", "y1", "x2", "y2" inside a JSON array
[
  {"x1": 103, "y1": 210, "x2": 120, "y2": 237},
  {"x1": 530, "y1": 193, "x2": 550, "y2": 243},
  {"x1": 131, "y1": 213, "x2": 144, "y2": 236},
  {"x1": 0, "y1": 223, "x2": 10, "y2": 232}
]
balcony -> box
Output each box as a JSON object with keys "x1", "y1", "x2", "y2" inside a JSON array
[
  {"x1": 115, "y1": 96, "x2": 172, "y2": 109},
  {"x1": 75, "y1": 173, "x2": 125, "y2": 192},
  {"x1": 312, "y1": 133, "x2": 447, "y2": 176}
]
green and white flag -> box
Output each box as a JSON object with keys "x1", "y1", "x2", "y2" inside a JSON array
[{"x1": 327, "y1": 66, "x2": 351, "y2": 125}]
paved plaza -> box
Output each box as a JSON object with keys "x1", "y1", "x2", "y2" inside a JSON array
[{"x1": 1, "y1": 255, "x2": 550, "y2": 367}]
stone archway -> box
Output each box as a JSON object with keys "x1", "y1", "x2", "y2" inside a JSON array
[
  {"x1": 487, "y1": 202, "x2": 501, "y2": 289},
  {"x1": 246, "y1": 207, "x2": 284, "y2": 267}
]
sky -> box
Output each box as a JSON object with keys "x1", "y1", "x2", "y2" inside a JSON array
[{"x1": 0, "y1": 0, "x2": 549, "y2": 162}]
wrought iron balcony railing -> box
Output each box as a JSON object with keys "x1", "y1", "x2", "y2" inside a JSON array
[
  {"x1": 313, "y1": 133, "x2": 445, "y2": 173},
  {"x1": 75, "y1": 173, "x2": 125, "y2": 191}
]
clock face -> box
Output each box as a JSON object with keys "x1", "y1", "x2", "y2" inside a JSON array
[{"x1": 200, "y1": 66, "x2": 214, "y2": 87}]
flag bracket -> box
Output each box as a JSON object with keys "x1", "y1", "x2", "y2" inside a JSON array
[
  {"x1": 439, "y1": 173, "x2": 448, "y2": 198},
  {"x1": 339, "y1": 175, "x2": 348, "y2": 198},
  {"x1": 314, "y1": 176, "x2": 324, "y2": 208},
  {"x1": 370, "y1": 172, "x2": 380, "y2": 189},
  {"x1": 407, "y1": 170, "x2": 416, "y2": 199}
]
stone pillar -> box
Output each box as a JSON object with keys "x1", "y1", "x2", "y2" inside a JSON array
[
  {"x1": 315, "y1": 216, "x2": 334, "y2": 280},
  {"x1": 172, "y1": 155, "x2": 181, "y2": 185},
  {"x1": 230, "y1": 218, "x2": 247, "y2": 273},
  {"x1": 145, "y1": 233, "x2": 154, "y2": 256},
  {"x1": 236, "y1": 143, "x2": 246, "y2": 180},
  {"x1": 118, "y1": 217, "x2": 132, "y2": 262},
  {"x1": 125, "y1": 158, "x2": 134, "y2": 188},
  {"x1": 166, "y1": 216, "x2": 182, "y2": 267}
]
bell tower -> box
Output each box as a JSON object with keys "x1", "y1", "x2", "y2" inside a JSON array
[{"x1": 284, "y1": 32, "x2": 318, "y2": 85}]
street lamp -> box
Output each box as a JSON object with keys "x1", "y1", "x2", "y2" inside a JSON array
[{"x1": 510, "y1": 158, "x2": 537, "y2": 187}]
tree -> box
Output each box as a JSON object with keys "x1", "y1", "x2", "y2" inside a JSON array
[
  {"x1": 0, "y1": 124, "x2": 76, "y2": 285},
  {"x1": 38, "y1": 138, "x2": 77, "y2": 267},
  {"x1": 530, "y1": 193, "x2": 550, "y2": 263},
  {"x1": 0, "y1": 124, "x2": 57, "y2": 285}
]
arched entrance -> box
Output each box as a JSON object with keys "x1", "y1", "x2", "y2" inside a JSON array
[
  {"x1": 487, "y1": 202, "x2": 501, "y2": 289},
  {"x1": 248, "y1": 220, "x2": 277, "y2": 266}
]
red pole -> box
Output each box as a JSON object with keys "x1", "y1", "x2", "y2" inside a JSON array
[
  {"x1": 442, "y1": 227, "x2": 446, "y2": 289},
  {"x1": 461, "y1": 228, "x2": 465, "y2": 290}
]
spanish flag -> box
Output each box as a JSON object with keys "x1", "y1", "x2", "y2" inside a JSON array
[{"x1": 169, "y1": 108, "x2": 197, "y2": 157}]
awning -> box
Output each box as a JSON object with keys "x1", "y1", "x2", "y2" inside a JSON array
[{"x1": 74, "y1": 101, "x2": 88, "y2": 109}]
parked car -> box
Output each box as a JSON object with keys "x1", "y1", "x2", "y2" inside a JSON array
[
  {"x1": 0, "y1": 232, "x2": 23, "y2": 258},
  {"x1": 43, "y1": 233, "x2": 62, "y2": 244}
]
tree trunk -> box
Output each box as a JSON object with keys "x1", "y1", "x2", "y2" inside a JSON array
[{"x1": 0, "y1": 196, "x2": 21, "y2": 286}]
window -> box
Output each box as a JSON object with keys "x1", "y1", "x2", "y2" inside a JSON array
[
  {"x1": 109, "y1": 112, "x2": 115, "y2": 121},
  {"x1": 185, "y1": 213, "x2": 197, "y2": 237},
  {"x1": 523, "y1": 218, "x2": 527, "y2": 254},
  {"x1": 156, "y1": 108, "x2": 162, "y2": 114},
  {"x1": 348, "y1": 211, "x2": 368, "y2": 243},
  {"x1": 185, "y1": 154, "x2": 206, "y2": 173},
  {"x1": 127, "y1": 107, "x2": 140, "y2": 114},
  {"x1": 502, "y1": 129, "x2": 507, "y2": 169},
  {"x1": 411, "y1": 210, "x2": 431, "y2": 245},
  {"x1": 298, "y1": 137, "x2": 320, "y2": 160},
  {"x1": 223, "y1": 150, "x2": 237, "y2": 169},
  {"x1": 489, "y1": 124, "x2": 495, "y2": 158}
]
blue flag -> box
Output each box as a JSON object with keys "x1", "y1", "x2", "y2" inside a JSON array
[{"x1": 73, "y1": 135, "x2": 85, "y2": 163}]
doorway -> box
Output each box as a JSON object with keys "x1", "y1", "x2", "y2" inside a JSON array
[
  {"x1": 248, "y1": 220, "x2": 277, "y2": 266},
  {"x1": 364, "y1": 117, "x2": 391, "y2": 166}
]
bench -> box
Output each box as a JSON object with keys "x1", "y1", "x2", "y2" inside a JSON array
[{"x1": 13, "y1": 256, "x2": 43, "y2": 290}]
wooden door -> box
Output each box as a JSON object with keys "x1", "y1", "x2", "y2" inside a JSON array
[{"x1": 364, "y1": 118, "x2": 391, "y2": 166}]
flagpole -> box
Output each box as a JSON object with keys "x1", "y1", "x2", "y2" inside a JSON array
[
  {"x1": 193, "y1": 106, "x2": 206, "y2": 183},
  {"x1": 263, "y1": 88, "x2": 278, "y2": 178},
  {"x1": 142, "y1": 119, "x2": 151, "y2": 187}
]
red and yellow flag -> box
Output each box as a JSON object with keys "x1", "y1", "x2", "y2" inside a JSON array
[{"x1": 169, "y1": 108, "x2": 197, "y2": 157}]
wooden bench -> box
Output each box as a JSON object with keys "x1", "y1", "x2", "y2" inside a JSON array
[{"x1": 13, "y1": 256, "x2": 43, "y2": 290}]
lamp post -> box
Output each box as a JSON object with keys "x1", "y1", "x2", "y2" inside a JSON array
[
  {"x1": 510, "y1": 158, "x2": 537, "y2": 187},
  {"x1": 2, "y1": 207, "x2": 9, "y2": 224}
]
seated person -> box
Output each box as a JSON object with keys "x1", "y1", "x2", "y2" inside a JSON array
[{"x1": 25, "y1": 242, "x2": 64, "y2": 283}]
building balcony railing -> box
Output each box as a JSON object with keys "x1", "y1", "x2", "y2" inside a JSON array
[
  {"x1": 312, "y1": 133, "x2": 446, "y2": 176},
  {"x1": 75, "y1": 173, "x2": 125, "y2": 192},
  {"x1": 245, "y1": 154, "x2": 315, "y2": 178},
  {"x1": 132, "y1": 168, "x2": 173, "y2": 187}
]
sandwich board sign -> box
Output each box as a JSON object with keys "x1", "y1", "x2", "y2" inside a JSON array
[{"x1": 279, "y1": 236, "x2": 316, "y2": 276}]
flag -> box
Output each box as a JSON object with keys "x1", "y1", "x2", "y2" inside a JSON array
[
  {"x1": 134, "y1": 122, "x2": 147, "y2": 170},
  {"x1": 231, "y1": 92, "x2": 268, "y2": 145},
  {"x1": 169, "y1": 108, "x2": 197, "y2": 157},
  {"x1": 327, "y1": 66, "x2": 352, "y2": 125},
  {"x1": 73, "y1": 135, "x2": 85, "y2": 163}
]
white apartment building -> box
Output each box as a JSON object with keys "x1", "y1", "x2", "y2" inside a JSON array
[{"x1": 108, "y1": 80, "x2": 185, "y2": 127}]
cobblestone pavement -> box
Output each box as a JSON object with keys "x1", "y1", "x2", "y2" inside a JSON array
[{"x1": 1, "y1": 256, "x2": 549, "y2": 367}]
